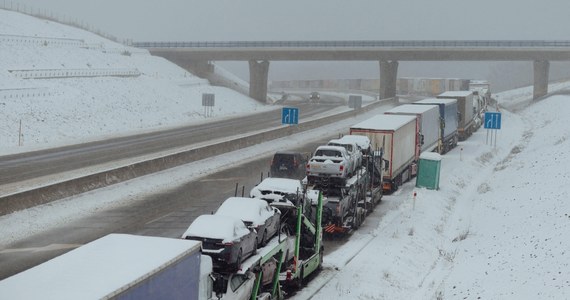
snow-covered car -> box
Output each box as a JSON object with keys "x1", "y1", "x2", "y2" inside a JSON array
[
  {"x1": 328, "y1": 138, "x2": 362, "y2": 171},
  {"x1": 215, "y1": 197, "x2": 281, "y2": 246},
  {"x1": 306, "y1": 145, "x2": 354, "y2": 183},
  {"x1": 181, "y1": 214, "x2": 257, "y2": 270},
  {"x1": 336, "y1": 134, "x2": 372, "y2": 155},
  {"x1": 250, "y1": 177, "x2": 305, "y2": 206},
  {"x1": 212, "y1": 271, "x2": 256, "y2": 300}
]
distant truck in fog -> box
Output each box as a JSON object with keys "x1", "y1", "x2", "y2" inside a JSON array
[
  {"x1": 469, "y1": 80, "x2": 492, "y2": 105},
  {"x1": 413, "y1": 98, "x2": 459, "y2": 154},
  {"x1": 469, "y1": 80, "x2": 491, "y2": 119},
  {"x1": 437, "y1": 91, "x2": 476, "y2": 141}
]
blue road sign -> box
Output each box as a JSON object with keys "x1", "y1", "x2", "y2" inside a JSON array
[
  {"x1": 281, "y1": 107, "x2": 299, "y2": 125},
  {"x1": 484, "y1": 112, "x2": 502, "y2": 129}
]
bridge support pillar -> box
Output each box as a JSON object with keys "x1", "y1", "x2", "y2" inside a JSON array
[
  {"x1": 249, "y1": 60, "x2": 270, "y2": 103},
  {"x1": 379, "y1": 60, "x2": 398, "y2": 99},
  {"x1": 533, "y1": 60, "x2": 550, "y2": 100}
]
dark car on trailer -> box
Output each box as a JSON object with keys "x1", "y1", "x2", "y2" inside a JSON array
[{"x1": 181, "y1": 214, "x2": 258, "y2": 271}]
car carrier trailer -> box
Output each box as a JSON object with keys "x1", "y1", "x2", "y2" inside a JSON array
[
  {"x1": 304, "y1": 148, "x2": 383, "y2": 235},
  {"x1": 229, "y1": 189, "x2": 325, "y2": 298}
]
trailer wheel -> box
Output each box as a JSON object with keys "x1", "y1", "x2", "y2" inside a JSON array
[
  {"x1": 353, "y1": 211, "x2": 361, "y2": 229},
  {"x1": 392, "y1": 178, "x2": 400, "y2": 192},
  {"x1": 357, "y1": 208, "x2": 365, "y2": 227}
]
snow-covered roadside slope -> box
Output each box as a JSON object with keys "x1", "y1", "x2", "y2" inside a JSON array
[
  {"x1": 438, "y1": 95, "x2": 570, "y2": 299},
  {"x1": 0, "y1": 9, "x2": 272, "y2": 154},
  {"x1": 303, "y1": 91, "x2": 569, "y2": 299}
]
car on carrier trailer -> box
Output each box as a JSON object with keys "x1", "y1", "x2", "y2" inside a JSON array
[{"x1": 306, "y1": 145, "x2": 354, "y2": 184}]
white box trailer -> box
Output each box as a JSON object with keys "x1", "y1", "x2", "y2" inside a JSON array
[
  {"x1": 413, "y1": 98, "x2": 458, "y2": 154},
  {"x1": 437, "y1": 91, "x2": 475, "y2": 141},
  {"x1": 384, "y1": 104, "x2": 440, "y2": 157},
  {"x1": 0, "y1": 234, "x2": 211, "y2": 300},
  {"x1": 350, "y1": 114, "x2": 417, "y2": 192}
]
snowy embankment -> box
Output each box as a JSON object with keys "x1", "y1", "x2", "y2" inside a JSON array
[
  {"x1": 298, "y1": 85, "x2": 570, "y2": 299},
  {"x1": 0, "y1": 9, "x2": 273, "y2": 155}
]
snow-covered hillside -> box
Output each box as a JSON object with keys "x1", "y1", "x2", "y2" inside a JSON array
[{"x1": 0, "y1": 9, "x2": 272, "y2": 154}]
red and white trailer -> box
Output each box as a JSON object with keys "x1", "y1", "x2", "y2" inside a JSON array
[{"x1": 350, "y1": 114, "x2": 417, "y2": 193}]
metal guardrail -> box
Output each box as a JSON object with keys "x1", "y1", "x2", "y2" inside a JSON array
[
  {"x1": 133, "y1": 40, "x2": 570, "y2": 49},
  {"x1": 0, "y1": 34, "x2": 85, "y2": 46},
  {"x1": 8, "y1": 68, "x2": 141, "y2": 79}
]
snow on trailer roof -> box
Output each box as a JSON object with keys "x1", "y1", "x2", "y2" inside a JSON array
[
  {"x1": 469, "y1": 80, "x2": 489, "y2": 85},
  {"x1": 385, "y1": 104, "x2": 439, "y2": 114},
  {"x1": 414, "y1": 98, "x2": 457, "y2": 105},
  {"x1": 350, "y1": 114, "x2": 416, "y2": 131},
  {"x1": 0, "y1": 234, "x2": 201, "y2": 300},
  {"x1": 437, "y1": 91, "x2": 473, "y2": 97}
]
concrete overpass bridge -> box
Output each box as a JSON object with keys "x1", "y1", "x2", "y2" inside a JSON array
[{"x1": 133, "y1": 40, "x2": 570, "y2": 102}]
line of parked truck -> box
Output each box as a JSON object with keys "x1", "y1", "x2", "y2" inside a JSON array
[
  {"x1": 358, "y1": 84, "x2": 489, "y2": 193},
  {"x1": 0, "y1": 82, "x2": 491, "y2": 300}
]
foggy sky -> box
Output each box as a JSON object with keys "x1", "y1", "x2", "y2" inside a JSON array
[
  {"x1": 6, "y1": 0, "x2": 570, "y2": 90},
  {"x1": 8, "y1": 0, "x2": 570, "y2": 42}
]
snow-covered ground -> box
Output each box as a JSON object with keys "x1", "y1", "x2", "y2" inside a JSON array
[
  {"x1": 1, "y1": 8, "x2": 570, "y2": 300},
  {"x1": 297, "y1": 84, "x2": 570, "y2": 299}
]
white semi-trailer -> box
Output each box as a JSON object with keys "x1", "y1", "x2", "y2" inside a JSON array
[
  {"x1": 437, "y1": 91, "x2": 475, "y2": 141},
  {"x1": 384, "y1": 104, "x2": 440, "y2": 158},
  {"x1": 0, "y1": 234, "x2": 212, "y2": 300},
  {"x1": 413, "y1": 98, "x2": 459, "y2": 154}
]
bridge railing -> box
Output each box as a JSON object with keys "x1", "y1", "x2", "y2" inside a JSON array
[{"x1": 133, "y1": 40, "x2": 570, "y2": 49}]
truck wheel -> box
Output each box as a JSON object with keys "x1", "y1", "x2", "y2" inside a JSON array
[
  {"x1": 393, "y1": 178, "x2": 400, "y2": 192},
  {"x1": 353, "y1": 212, "x2": 361, "y2": 229}
]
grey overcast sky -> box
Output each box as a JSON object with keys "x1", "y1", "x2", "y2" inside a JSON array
[
  {"x1": 7, "y1": 0, "x2": 570, "y2": 41},
  {"x1": 6, "y1": 0, "x2": 570, "y2": 89}
]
